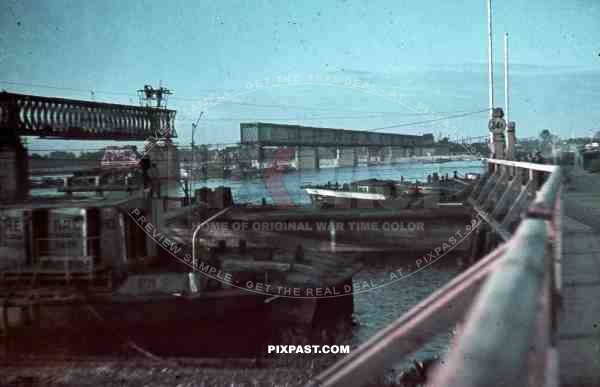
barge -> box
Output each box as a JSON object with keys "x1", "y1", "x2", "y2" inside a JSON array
[
  {"x1": 1, "y1": 142, "x2": 477, "y2": 357},
  {"x1": 0, "y1": 187, "x2": 357, "y2": 357},
  {"x1": 302, "y1": 175, "x2": 472, "y2": 209}
]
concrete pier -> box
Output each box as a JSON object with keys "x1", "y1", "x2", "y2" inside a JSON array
[
  {"x1": 0, "y1": 136, "x2": 28, "y2": 202},
  {"x1": 338, "y1": 147, "x2": 356, "y2": 167},
  {"x1": 145, "y1": 140, "x2": 180, "y2": 189},
  {"x1": 297, "y1": 147, "x2": 320, "y2": 170}
]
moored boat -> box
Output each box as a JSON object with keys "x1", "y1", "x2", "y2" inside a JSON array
[
  {"x1": 0, "y1": 189, "x2": 357, "y2": 357},
  {"x1": 302, "y1": 177, "x2": 471, "y2": 209}
]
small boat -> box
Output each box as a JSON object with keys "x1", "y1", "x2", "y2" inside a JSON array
[
  {"x1": 30, "y1": 177, "x2": 64, "y2": 189},
  {"x1": 303, "y1": 178, "x2": 469, "y2": 209}
]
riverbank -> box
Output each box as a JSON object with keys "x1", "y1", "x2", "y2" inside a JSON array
[{"x1": 0, "y1": 356, "x2": 332, "y2": 387}]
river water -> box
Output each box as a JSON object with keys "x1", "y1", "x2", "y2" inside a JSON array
[
  {"x1": 193, "y1": 160, "x2": 484, "y2": 206},
  {"x1": 24, "y1": 160, "x2": 484, "y2": 375},
  {"x1": 190, "y1": 160, "x2": 483, "y2": 366}
]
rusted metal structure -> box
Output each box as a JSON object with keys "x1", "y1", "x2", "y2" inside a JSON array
[
  {"x1": 0, "y1": 92, "x2": 176, "y2": 140},
  {"x1": 240, "y1": 122, "x2": 434, "y2": 147},
  {"x1": 240, "y1": 122, "x2": 442, "y2": 170}
]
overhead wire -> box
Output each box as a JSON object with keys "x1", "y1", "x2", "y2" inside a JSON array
[
  {"x1": 3, "y1": 80, "x2": 494, "y2": 145},
  {"x1": 368, "y1": 109, "x2": 491, "y2": 131},
  {"x1": 1, "y1": 79, "x2": 487, "y2": 117}
]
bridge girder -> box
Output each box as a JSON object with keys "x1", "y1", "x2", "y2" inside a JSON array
[{"x1": 0, "y1": 92, "x2": 176, "y2": 141}]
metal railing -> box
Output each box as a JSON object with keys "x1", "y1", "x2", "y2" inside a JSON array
[
  {"x1": 305, "y1": 159, "x2": 562, "y2": 387},
  {"x1": 468, "y1": 158, "x2": 556, "y2": 240},
  {"x1": 430, "y1": 164, "x2": 560, "y2": 387},
  {"x1": 0, "y1": 91, "x2": 176, "y2": 140}
]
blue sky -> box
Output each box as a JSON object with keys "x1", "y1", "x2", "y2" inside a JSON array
[{"x1": 1, "y1": 0, "x2": 599, "y2": 150}]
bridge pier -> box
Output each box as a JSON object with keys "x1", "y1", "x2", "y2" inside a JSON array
[
  {"x1": 337, "y1": 147, "x2": 356, "y2": 168},
  {"x1": 142, "y1": 140, "x2": 181, "y2": 259},
  {"x1": 391, "y1": 146, "x2": 406, "y2": 163},
  {"x1": 373, "y1": 146, "x2": 394, "y2": 165},
  {"x1": 257, "y1": 146, "x2": 265, "y2": 170},
  {"x1": 0, "y1": 135, "x2": 29, "y2": 202},
  {"x1": 297, "y1": 146, "x2": 320, "y2": 170},
  {"x1": 356, "y1": 147, "x2": 368, "y2": 165},
  {"x1": 144, "y1": 140, "x2": 181, "y2": 198}
]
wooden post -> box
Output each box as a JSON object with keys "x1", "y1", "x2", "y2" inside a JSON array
[
  {"x1": 468, "y1": 227, "x2": 480, "y2": 265},
  {"x1": 86, "y1": 208, "x2": 101, "y2": 267},
  {"x1": 126, "y1": 210, "x2": 147, "y2": 263},
  {"x1": 0, "y1": 135, "x2": 29, "y2": 202},
  {"x1": 31, "y1": 209, "x2": 49, "y2": 263},
  {"x1": 2, "y1": 300, "x2": 10, "y2": 356}
]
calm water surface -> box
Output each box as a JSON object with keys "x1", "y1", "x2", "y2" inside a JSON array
[
  {"x1": 193, "y1": 160, "x2": 484, "y2": 206},
  {"x1": 27, "y1": 160, "x2": 482, "y2": 368}
]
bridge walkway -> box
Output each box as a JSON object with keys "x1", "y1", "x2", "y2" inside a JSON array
[{"x1": 559, "y1": 169, "x2": 600, "y2": 387}]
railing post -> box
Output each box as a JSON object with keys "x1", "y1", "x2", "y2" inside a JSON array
[
  {"x1": 481, "y1": 169, "x2": 508, "y2": 212},
  {"x1": 529, "y1": 168, "x2": 535, "y2": 189},
  {"x1": 31, "y1": 209, "x2": 48, "y2": 264},
  {"x1": 476, "y1": 173, "x2": 499, "y2": 205},
  {"x1": 490, "y1": 173, "x2": 522, "y2": 219}
]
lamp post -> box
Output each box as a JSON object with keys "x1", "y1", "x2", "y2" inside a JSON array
[
  {"x1": 191, "y1": 122, "x2": 196, "y2": 178},
  {"x1": 191, "y1": 112, "x2": 204, "y2": 190}
]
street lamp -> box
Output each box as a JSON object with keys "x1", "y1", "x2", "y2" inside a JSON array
[{"x1": 191, "y1": 112, "x2": 204, "y2": 187}]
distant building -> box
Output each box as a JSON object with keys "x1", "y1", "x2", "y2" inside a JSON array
[
  {"x1": 577, "y1": 142, "x2": 600, "y2": 170},
  {"x1": 100, "y1": 146, "x2": 141, "y2": 169}
]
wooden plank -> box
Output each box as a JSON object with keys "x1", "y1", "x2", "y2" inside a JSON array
[{"x1": 467, "y1": 198, "x2": 511, "y2": 241}]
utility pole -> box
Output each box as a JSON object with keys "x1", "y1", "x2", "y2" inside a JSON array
[
  {"x1": 485, "y1": 0, "x2": 507, "y2": 160},
  {"x1": 191, "y1": 111, "x2": 204, "y2": 186},
  {"x1": 505, "y1": 32, "x2": 516, "y2": 160},
  {"x1": 487, "y1": 0, "x2": 494, "y2": 119},
  {"x1": 504, "y1": 32, "x2": 509, "y2": 124}
]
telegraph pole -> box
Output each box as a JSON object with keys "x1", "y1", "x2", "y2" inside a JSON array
[
  {"x1": 486, "y1": 1, "x2": 507, "y2": 160},
  {"x1": 191, "y1": 112, "x2": 204, "y2": 182},
  {"x1": 487, "y1": 0, "x2": 494, "y2": 119},
  {"x1": 504, "y1": 32, "x2": 516, "y2": 160},
  {"x1": 504, "y1": 32, "x2": 509, "y2": 124}
]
